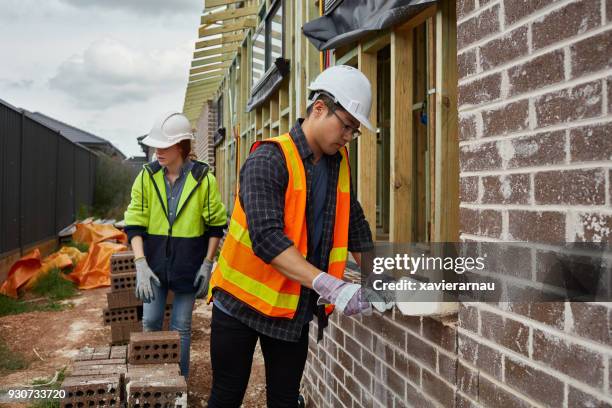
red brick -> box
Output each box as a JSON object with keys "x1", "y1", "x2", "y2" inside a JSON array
[
  {"x1": 458, "y1": 73, "x2": 502, "y2": 106},
  {"x1": 481, "y1": 311, "x2": 530, "y2": 356},
  {"x1": 508, "y1": 210, "x2": 565, "y2": 242},
  {"x1": 503, "y1": 0, "x2": 557, "y2": 26},
  {"x1": 480, "y1": 26, "x2": 528, "y2": 70},
  {"x1": 535, "y1": 80, "x2": 603, "y2": 127},
  {"x1": 460, "y1": 208, "x2": 479, "y2": 235},
  {"x1": 570, "y1": 122, "x2": 612, "y2": 162},
  {"x1": 354, "y1": 321, "x2": 373, "y2": 349},
  {"x1": 460, "y1": 141, "x2": 502, "y2": 171},
  {"x1": 570, "y1": 29, "x2": 612, "y2": 78},
  {"x1": 528, "y1": 302, "x2": 565, "y2": 330},
  {"x1": 482, "y1": 100, "x2": 529, "y2": 137},
  {"x1": 386, "y1": 366, "x2": 406, "y2": 399},
  {"x1": 480, "y1": 209, "x2": 502, "y2": 238},
  {"x1": 457, "y1": 0, "x2": 476, "y2": 20},
  {"x1": 458, "y1": 49, "x2": 477, "y2": 79},
  {"x1": 422, "y1": 317, "x2": 457, "y2": 353},
  {"x1": 360, "y1": 314, "x2": 406, "y2": 350},
  {"x1": 509, "y1": 50, "x2": 565, "y2": 96},
  {"x1": 532, "y1": 0, "x2": 601, "y2": 50},
  {"x1": 505, "y1": 358, "x2": 565, "y2": 406},
  {"x1": 570, "y1": 302, "x2": 612, "y2": 345},
  {"x1": 394, "y1": 350, "x2": 421, "y2": 385},
  {"x1": 532, "y1": 329, "x2": 604, "y2": 386},
  {"x1": 438, "y1": 353, "x2": 457, "y2": 384},
  {"x1": 506, "y1": 131, "x2": 566, "y2": 168},
  {"x1": 422, "y1": 370, "x2": 455, "y2": 407},
  {"x1": 458, "y1": 304, "x2": 479, "y2": 333},
  {"x1": 459, "y1": 113, "x2": 479, "y2": 141},
  {"x1": 405, "y1": 381, "x2": 437, "y2": 408},
  {"x1": 576, "y1": 213, "x2": 612, "y2": 245},
  {"x1": 535, "y1": 169, "x2": 606, "y2": 205},
  {"x1": 457, "y1": 5, "x2": 500, "y2": 50},
  {"x1": 458, "y1": 334, "x2": 503, "y2": 380},
  {"x1": 406, "y1": 331, "x2": 436, "y2": 368},
  {"x1": 568, "y1": 386, "x2": 612, "y2": 408},
  {"x1": 482, "y1": 174, "x2": 530, "y2": 204},
  {"x1": 478, "y1": 375, "x2": 534, "y2": 408},
  {"x1": 456, "y1": 362, "x2": 478, "y2": 398},
  {"x1": 460, "y1": 176, "x2": 478, "y2": 202}
]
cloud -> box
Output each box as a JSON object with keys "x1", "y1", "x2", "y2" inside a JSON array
[
  {"x1": 58, "y1": 0, "x2": 201, "y2": 15},
  {"x1": 0, "y1": 79, "x2": 35, "y2": 89},
  {"x1": 49, "y1": 38, "x2": 191, "y2": 109}
]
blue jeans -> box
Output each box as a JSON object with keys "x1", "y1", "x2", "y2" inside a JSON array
[{"x1": 142, "y1": 283, "x2": 196, "y2": 377}]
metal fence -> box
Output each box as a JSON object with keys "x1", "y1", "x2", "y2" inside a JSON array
[{"x1": 0, "y1": 99, "x2": 97, "y2": 256}]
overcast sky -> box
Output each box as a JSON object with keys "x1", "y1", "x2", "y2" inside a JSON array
[{"x1": 0, "y1": 0, "x2": 203, "y2": 157}]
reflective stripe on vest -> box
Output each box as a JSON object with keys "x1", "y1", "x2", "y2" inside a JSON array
[{"x1": 208, "y1": 133, "x2": 351, "y2": 319}]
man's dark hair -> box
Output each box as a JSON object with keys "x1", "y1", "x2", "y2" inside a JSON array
[{"x1": 306, "y1": 93, "x2": 337, "y2": 117}]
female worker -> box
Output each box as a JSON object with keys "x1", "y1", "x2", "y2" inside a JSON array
[{"x1": 124, "y1": 111, "x2": 227, "y2": 377}]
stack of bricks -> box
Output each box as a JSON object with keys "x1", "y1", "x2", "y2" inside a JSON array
[
  {"x1": 60, "y1": 345, "x2": 128, "y2": 408},
  {"x1": 125, "y1": 331, "x2": 187, "y2": 407},
  {"x1": 106, "y1": 251, "x2": 174, "y2": 344}
]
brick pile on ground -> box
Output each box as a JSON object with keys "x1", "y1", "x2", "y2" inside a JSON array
[
  {"x1": 60, "y1": 345, "x2": 127, "y2": 408},
  {"x1": 106, "y1": 251, "x2": 174, "y2": 344},
  {"x1": 126, "y1": 331, "x2": 187, "y2": 408}
]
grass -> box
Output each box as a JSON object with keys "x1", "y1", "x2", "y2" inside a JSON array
[
  {"x1": 30, "y1": 268, "x2": 77, "y2": 301},
  {"x1": 0, "y1": 337, "x2": 28, "y2": 372},
  {"x1": 25, "y1": 367, "x2": 67, "y2": 408},
  {"x1": 0, "y1": 268, "x2": 77, "y2": 317}
]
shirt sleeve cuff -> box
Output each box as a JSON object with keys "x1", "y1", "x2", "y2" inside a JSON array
[
  {"x1": 207, "y1": 225, "x2": 226, "y2": 238},
  {"x1": 124, "y1": 225, "x2": 147, "y2": 242}
]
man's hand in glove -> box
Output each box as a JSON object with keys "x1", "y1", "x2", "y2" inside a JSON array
[
  {"x1": 312, "y1": 272, "x2": 393, "y2": 316},
  {"x1": 194, "y1": 258, "x2": 214, "y2": 299},
  {"x1": 135, "y1": 257, "x2": 160, "y2": 303}
]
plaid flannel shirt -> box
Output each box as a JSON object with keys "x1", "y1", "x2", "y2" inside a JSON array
[{"x1": 213, "y1": 120, "x2": 373, "y2": 342}]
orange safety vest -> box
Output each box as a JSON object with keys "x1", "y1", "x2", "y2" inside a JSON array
[{"x1": 207, "y1": 133, "x2": 351, "y2": 319}]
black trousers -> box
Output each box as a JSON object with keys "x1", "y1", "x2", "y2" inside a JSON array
[{"x1": 208, "y1": 305, "x2": 310, "y2": 408}]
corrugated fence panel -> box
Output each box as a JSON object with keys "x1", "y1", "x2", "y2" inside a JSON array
[
  {"x1": 0, "y1": 104, "x2": 22, "y2": 254},
  {"x1": 56, "y1": 138, "x2": 75, "y2": 231},
  {"x1": 21, "y1": 118, "x2": 58, "y2": 245},
  {"x1": 0, "y1": 100, "x2": 98, "y2": 256}
]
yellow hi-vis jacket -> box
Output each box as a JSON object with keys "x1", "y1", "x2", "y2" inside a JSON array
[{"x1": 124, "y1": 160, "x2": 227, "y2": 292}]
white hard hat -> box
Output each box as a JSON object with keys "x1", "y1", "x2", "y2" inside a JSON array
[
  {"x1": 307, "y1": 65, "x2": 374, "y2": 131},
  {"x1": 141, "y1": 112, "x2": 195, "y2": 149}
]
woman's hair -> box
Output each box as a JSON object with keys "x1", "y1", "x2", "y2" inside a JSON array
[{"x1": 178, "y1": 139, "x2": 197, "y2": 161}]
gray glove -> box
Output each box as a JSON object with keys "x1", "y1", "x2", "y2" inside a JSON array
[
  {"x1": 194, "y1": 258, "x2": 214, "y2": 299},
  {"x1": 135, "y1": 257, "x2": 160, "y2": 303}
]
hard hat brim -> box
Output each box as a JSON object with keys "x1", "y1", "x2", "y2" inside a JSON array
[{"x1": 141, "y1": 134, "x2": 194, "y2": 149}]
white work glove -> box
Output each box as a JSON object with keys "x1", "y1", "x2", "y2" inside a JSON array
[
  {"x1": 194, "y1": 258, "x2": 214, "y2": 299},
  {"x1": 312, "y1": 273, "x2": 372, "y2": 316},
  {"x1": 134, "y1": 257, "x2": 160, "y2": 303}
]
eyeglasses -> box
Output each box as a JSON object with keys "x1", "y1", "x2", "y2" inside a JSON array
[{"x1": 331, "y1": 108, "x2": 362, "y2": 140}]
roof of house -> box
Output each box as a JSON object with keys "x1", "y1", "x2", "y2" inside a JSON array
[{"x1": 28, "y1": 111, "x2": 125, "y2": 158}]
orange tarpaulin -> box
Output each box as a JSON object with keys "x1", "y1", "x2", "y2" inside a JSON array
[
  {"x1": 0, "y1": 250, "x2": 43, "y2": 298},
  {"x1": 66, "y1": 242, "x2": 128, "y2": 290},
  {"x1": 72, "y1": 223, "x2": 127, "y2": 245},
  {"x1": 0, "y1": 248, "x2": 76, "y2": 297}
]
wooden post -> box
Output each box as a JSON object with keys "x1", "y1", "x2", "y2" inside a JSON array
[
  {"x1": 390, "y1": 29, "x2": 414, "y2": 243},
  {"x1": 358, "y1": 45, "x2": 378, "y2": 239},
  {"x1": 433, "y1": 0, "x2": 459, "y2": 242}
]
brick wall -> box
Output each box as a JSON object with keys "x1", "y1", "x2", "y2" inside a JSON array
[
  {"x1": 302, "y1": 0, "x2": 612, "y2": 406},
  {"x1": 194, "y1": 101, "x2": 217, "y2": 171}
]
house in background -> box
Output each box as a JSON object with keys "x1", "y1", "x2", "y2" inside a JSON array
[{"x1": 28, "y1": 111, "x2": 126, "y2": 160}]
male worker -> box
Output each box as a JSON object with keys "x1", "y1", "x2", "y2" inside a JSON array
[{"x1": 205, "y1": 65, "x2": 393, "y2": 408}]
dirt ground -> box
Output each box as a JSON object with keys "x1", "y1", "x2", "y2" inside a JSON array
[{"x1": 0, "y1": 287, "x2": 267, "y2": 407}]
